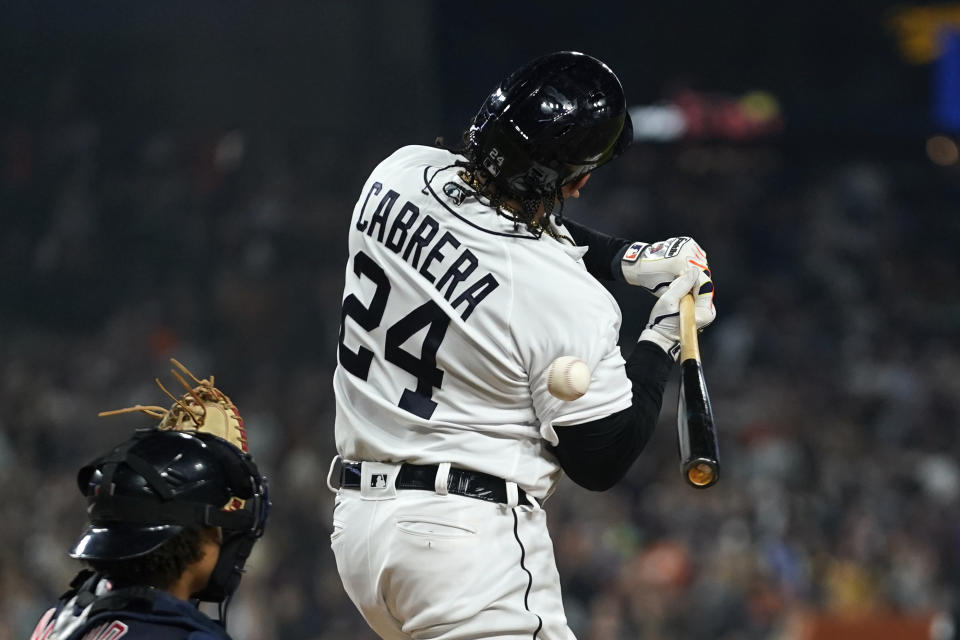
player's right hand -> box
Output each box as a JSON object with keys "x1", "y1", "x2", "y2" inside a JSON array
[
  {"x1": 621, "y1": 236, "x2": 710, "y2": 298},
  {"x1": 638, "y1": 267, "x2": 716, "y2": 359}
]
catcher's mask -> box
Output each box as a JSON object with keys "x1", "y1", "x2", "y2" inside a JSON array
[
  {"x1": 70, "y1": 429, "x2": 270, "y2": 604},
  {"x1": 466, "y1": 51, "x2": 633, "y2": 210}
]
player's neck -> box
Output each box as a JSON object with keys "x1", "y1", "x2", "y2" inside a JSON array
[
  {"x1": 167, "y1": 574, "x2": 195, "y2": 601},
  {"x1": 459, "y1": 168, "x2": 563, "y2": 238}
]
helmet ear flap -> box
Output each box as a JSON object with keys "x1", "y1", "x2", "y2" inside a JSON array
[
  {"x1": 611, "y1": 110, "x2": 634, "y2": 160},
  {"x1": 189, "y1": 434, "x2": 270, "y2": 605}
]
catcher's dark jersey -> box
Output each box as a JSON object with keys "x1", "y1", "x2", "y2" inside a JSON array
[{"x1": 31, "y1": 571, "x2": 231, "y2": 640}]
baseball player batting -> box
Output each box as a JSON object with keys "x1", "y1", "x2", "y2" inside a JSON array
[{"x1": 330, "y1": 51, "x2": 715, "y2": 639}]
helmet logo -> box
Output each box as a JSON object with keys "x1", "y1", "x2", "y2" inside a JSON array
[{"x1": 483, "y1": 148, "x2": 505, "y2": 177}]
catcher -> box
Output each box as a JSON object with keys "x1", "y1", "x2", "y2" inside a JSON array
[{"x1": 30, "y1": 360, "x2": 270, "y2": 640}]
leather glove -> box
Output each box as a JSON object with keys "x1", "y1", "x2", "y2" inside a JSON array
[{"x1": 98, "y1": 358, "x2": 249, "y2": 453}]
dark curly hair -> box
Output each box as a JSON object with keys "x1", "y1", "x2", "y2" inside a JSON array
[
  {"x1": 432, "y1": 135, "x2": 565, "y2": 238},
  {"x1": 87, "y1": 526, "x2": 219, "y2": 590}
]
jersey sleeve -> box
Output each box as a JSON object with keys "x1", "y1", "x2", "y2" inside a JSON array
[{"x1": 508, "y1": 244, "x2": 633, "y2": 446}]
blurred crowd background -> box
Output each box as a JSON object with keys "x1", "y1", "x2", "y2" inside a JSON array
[{"x1": 2, "y1": 2, "x2": 959, "y2": 639}]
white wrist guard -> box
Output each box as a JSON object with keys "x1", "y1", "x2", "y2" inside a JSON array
[{"x1": 639, "y1": 328, "x2": 681, "y2": 360}]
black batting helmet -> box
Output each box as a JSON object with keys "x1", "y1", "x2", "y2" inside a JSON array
[
  {"x1": 70, "y1": 429, "x2": 269, "y2": 602},
  {"x1": 466, "y1": 51, "x2": 633, "y2": 205}
]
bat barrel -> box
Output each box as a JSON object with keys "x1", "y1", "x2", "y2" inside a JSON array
[{"x1": 677, "y1": 330, "x2": 720, "y2": 489}]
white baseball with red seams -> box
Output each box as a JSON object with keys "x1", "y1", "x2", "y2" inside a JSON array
[{"x1": 546, "y1": 356, "x2": 591, "y2": 401}]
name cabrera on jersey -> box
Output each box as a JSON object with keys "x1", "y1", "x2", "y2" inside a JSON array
[{"x1": 334, "y1": 145, "x2": 632, "y2": 497}]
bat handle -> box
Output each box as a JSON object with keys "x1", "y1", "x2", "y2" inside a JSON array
[{"x1": 678, "y1": 293, "x2": 700, "y2": 363}]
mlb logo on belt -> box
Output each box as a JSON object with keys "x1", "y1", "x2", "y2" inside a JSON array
[
  {"x1": 371, "y1": 474, "x2": 388, "y2": 489},
  {"x1": 622, "y1": 242, "x2": 646, "y2": 263}
]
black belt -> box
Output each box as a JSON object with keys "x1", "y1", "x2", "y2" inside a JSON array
[{"x1": 340, "y1": 461, "x2": 527, "y2": 506}]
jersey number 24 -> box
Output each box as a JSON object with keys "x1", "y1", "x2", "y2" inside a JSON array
[{"x1": 339, "y1": 251, "x2": 450, "y2": 419}]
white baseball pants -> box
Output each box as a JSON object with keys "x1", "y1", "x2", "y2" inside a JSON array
[{"x1": 329, "y1": 463, "x2": 575, "y2": 639}]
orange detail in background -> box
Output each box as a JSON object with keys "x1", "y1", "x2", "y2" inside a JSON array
[
  {"x1": 888, "y1": 5, "x2": 960, "y2": 64},
  {"x1": 148, "y1": 327, "x2": 179, "y2": 359},
  {"x1": 784, "y1": 611, "x2": 935, "y2": 640},
  {"x1": 627, "y1": 540, "x2": 692, "y2": 589}
]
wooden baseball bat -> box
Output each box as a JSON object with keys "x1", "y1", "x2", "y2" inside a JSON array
[{"x1": 677, "y1": 293, "x2": 720, "y2": 488}]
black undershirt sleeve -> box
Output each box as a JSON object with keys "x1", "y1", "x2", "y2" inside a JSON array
[
  {"x1": 549, "y1": 341, "x2": 673, "y2": 491},
  {"x1": 562, "y1": 218, "x2": 631, "y2": 282}
]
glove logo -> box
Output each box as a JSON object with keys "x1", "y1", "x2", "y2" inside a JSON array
[
  {"x1": 622, "y1": 242, "x2": 645, "y2": 263},
  {"x1": 647, "y1": 242, "x2": 667, "y2": 258},
  {"x1": 666, "y1": 237, "x2": 690, "y2": 259}
]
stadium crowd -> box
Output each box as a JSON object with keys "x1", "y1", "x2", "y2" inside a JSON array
[{"x1": 2, "y1": 73, "x2": 959, "y2": 640}]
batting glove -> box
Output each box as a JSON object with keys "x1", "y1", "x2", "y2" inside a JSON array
[
  {"x1": 639, "y1": 266, "x2": 716, "y2": 359},
  {"x1": 621, "y1": 236, "x2": 710, "y2": 298}
]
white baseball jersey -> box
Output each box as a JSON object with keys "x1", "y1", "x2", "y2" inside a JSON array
[{"x1": 334, "y1": 145, "x2": 632, "y2": 498}]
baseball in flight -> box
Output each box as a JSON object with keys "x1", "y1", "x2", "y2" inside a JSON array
[{"x1": 546, "y1": 356, "x2": 592, "y2": 401}]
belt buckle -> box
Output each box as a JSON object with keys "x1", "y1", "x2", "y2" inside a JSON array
[{"x1": 359, "y1": 461, "x2": 402, "y2": 500}]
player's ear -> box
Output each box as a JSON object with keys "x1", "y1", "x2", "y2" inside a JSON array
[{"x1": 562, "y1": 173, "x2": 591, "y2": 199}]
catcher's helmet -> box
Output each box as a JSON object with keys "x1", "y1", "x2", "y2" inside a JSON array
[
  {"x1": 467, "y1": 51, "x2": 633, "y2": 204},
  {"x1": 70, "y1": 429, "x2": 269, "y2": 601}
]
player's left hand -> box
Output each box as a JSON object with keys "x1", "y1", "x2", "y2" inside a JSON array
[
  {"x1": 639, "y1": 266, "x2": 716, "y2": 359},
  {"x1": 621, "y1": 236, "x2": 711, "y2": 299}
]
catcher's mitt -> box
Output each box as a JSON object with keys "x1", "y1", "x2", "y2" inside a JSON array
[{"x1": 98, "y1": 358, "x2": 248, "y2": 454}]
